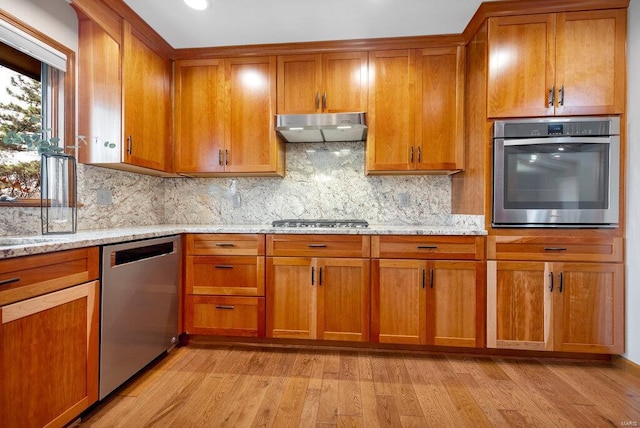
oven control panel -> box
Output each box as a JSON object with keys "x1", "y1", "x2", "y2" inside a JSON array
[{"x1": 499, "y1": 118, "x2": 616, "y2": 138}]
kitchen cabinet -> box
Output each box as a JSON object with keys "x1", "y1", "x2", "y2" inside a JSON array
[
  {"x1": 174, "y1": 57, "x2": 284, "y2": 176},
  {"x1": 366, "y1": 47, "x2": 464, "y2": 174},
  {"x1": 371, "y1": 236, "x2": 485, "y2": 347},
  {"x1": 487, "y1": 9, "x2": 626, "y2": 118},
  {"x1": 75, "y1": 2, "x2": 173, "y2": 175},
  {"x1": 487, "y1": 236, "x2": 624, "y2": 354},
  {"x1": 0, "y1": 248, "x2": 100, "y2": 428},
  {"x1": 276, "y1": 52, "x2": 368, "y2": 114},
  {"x1": 184, "y1": 234, "x2": 266, "y2": 337},
  {"x1": 266, "y1": 235, "x2": 371, "y2": 341}
]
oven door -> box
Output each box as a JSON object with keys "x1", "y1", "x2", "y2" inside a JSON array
[{"x1": 493, "y1": 136, "x2": 619, "y2": 227}]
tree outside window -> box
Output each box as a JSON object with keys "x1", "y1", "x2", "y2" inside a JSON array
[{"x1": 0, "y1": 65, "x2": 43, "y2": 201}]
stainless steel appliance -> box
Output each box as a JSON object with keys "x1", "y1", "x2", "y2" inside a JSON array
[
  {"x1": 99, "y1": 235, "x2": 180, "y2": 400},
  {"x1": 272, "y1": 219, "x2": 369, "y2": 228},
  {"x1": 275, "y1": 112, "x2": 367, "y2": 143},
  {"x1": 493, "y1": 116, "x2": 620, "y2": 227}
]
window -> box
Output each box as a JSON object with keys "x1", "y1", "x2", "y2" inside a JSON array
[{"x1": 0, "y1": 10, "x2": 74, "y2": 207}]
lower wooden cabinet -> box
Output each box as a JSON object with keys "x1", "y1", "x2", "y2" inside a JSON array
[
  {"x1": 0, "y1": 280, "x2": 100, "y2": 428},
  {"x1": 372, "y1": 259, "x2": 484, "y2": 347},
  {"x1": 185, "y1": 295, "x2": 265, "y2": 337},
  {"x1": 184, "y1": 234, "x2": 266, "y2": 337},
  {"x1": 487, "y1": 261, "x2": 624, "y2": 354},
  {"x1": 266, "y1": 257, "x2": 370, "y2": 341}
]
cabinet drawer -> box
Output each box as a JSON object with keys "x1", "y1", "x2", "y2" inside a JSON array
[
  {"x1": 267, "y1": 235, "x2": 371, "y2": 258},
  {"x1": 185, "y1": 295, "x2": 265, "y2": 337},
  {"x1": 186, "y1": 234, "x2": 265, "y2": 256},
  {"x1": 488, "y1": 236, "x2": 623, "y2": 262},
  {"x1": 0, "y1": 247, "x2": 100, "y2": 306},
  {"x1": 185, "y1": 255, "x2": 264, "y2": 296},
  {"x1": 371, "y1": 235, "x2": 484, "y2": 260}
]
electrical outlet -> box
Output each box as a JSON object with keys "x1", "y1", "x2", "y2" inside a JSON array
[
  {"x1": 399, "y1": 192, "x2": 410, "y2": 207},
  {"x1": 96, "y1": 188, "x2": 112, "y2": 205}
]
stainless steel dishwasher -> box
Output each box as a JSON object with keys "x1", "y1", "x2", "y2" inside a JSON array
[{"x1": 100, "y1": 235, "x2": 180, "y2": 400}]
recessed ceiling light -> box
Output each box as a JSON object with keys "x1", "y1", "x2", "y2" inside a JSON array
[{"x1": 184, "y1": 0, "x2": 210, "y2": 11}]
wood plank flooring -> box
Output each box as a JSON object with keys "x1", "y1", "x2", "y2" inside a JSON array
[{"x1": 77, "y1": 344, "x2": 640, "y2": 427}]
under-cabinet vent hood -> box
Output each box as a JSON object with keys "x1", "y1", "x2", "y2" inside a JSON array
[{"x1": 275, "y1": 112, "x2": 367, "y2": 143}]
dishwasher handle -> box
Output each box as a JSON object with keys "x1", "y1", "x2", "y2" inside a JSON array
[{"x1": 111, "y1": 241, "x2": 175, "y2": 267}]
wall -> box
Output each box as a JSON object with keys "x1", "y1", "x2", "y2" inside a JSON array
[
  {"x1": 165, "y1": 143, "x2": 465, "y2": 226},
  {"x1": 625, "y1": 0, "x2": 640, "y2": 365}
]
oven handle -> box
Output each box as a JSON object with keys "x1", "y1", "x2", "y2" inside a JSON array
[{"x1": 502, "y1": 136, "x2": 613, "y2": 146}]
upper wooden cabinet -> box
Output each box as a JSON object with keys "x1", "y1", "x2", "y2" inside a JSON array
[
  {"x1": 367, "y1": 47, "x2": 465, "y2": 174},
  {"x1": 75, "y1": 4, "x2": 173, "y2": 176},
  {"x1": 487, "y1": 9, "x2": 626, "y2": 118},
  {"x1": 174, "y1": 56, "x2": 284, "y2": 176},
  {"x1": 276, "y1": 52, "x2": 368, "y2": 114}
]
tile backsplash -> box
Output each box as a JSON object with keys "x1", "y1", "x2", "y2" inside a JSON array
[
  {"x1": 164, "y1": 142, "x2": 452, "y2": 224},
  {"x1": 0, "y1": 142, "x2": 470, "y2": 236}
]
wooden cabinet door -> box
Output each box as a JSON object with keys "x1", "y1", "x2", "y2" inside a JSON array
[
  {"x1": 0, "y1": 281, "x2": 99, "y2": 428},
  {"x1": 123, "y1": 22, "x2": 171, "y2": 171},
  {"x1": 277, "y1": 52, "x2": 367, "y2": 114},
  {"x1": 487, "y1": 261, "x2": 552, "y2": 351},
  {"x1": 266, "y1": 257, "x2": 315, "y2": 339},
  {"x1": 553, "y1": 262, "x2": 624, "y2": 354},
  {"x1": 277, "y1": 54, "x2": 321, "y2": 114},
  {"x1": 372, "y1": 259, "x2": 427, "y2": 344},
  {"x1": 554, "y1": 9, "x2": 626, "y2": 115},
  {"x1": 322, "y1": 52, "x2": 368, "y2": 113},
  {"x1": 366, "y1": 50, "x2": 415, "y2": 173},
  {"x1": 428, "y1": 261, "x2": 482, "y2": 348},
  {"x1": 487, "y1": 14, "x2": 556, "y2": 118},
  {"x1": 174, "y1": 59, "x2": 226, "y2": 173},
  {"x1": 225, "y1": 56, "x2": 281, "y2": 175},
  {"x1": 415, "y1": 47, "x2": 464, "y2": 172},
  {"x1": 317, "y1": 258, "x2": 370, "y2": 342}
]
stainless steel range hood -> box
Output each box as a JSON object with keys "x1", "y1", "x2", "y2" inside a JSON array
[{"x1": 275, "y1": 112, "x2": 367, "y2": 143}]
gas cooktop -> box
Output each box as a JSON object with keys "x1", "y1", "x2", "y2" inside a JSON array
[{"x1": 271, "y1": 219, "x2": 369, "y2": 228}]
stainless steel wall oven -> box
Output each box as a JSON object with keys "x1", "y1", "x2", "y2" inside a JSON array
[{"x1": 493, "y1": 116, "x2": 620, "y2": 228}]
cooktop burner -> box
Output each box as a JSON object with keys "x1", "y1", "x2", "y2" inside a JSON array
[{"x1": 272, "y1": 219, "x2": 369, "y2": 228}]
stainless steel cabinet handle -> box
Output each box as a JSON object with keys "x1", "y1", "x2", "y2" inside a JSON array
[
  {"x1": 417, "y1": 245, "x2": 437, "y2": 249},
  {"x1": 315, "y1": 92, "x2": 320, "y2": 111},
  {"x1": 0, "y1": 277, "x2": 19, "y2": 287},
  {"x1": 549, "y1": 272, "x2": 554, "y2": 292},
  {"x1": 214, "y1": 265, "x2": 234, "y2": 269},
  {"x1": 319, "y1": 267, "x2": 323, "y2": 285},
  {"x1": 559, "y1": 85, "x2": 565, "y2": 106},
  {"x1": 422, "y1": 269, "x2": 426, "y2": 289},
  {"x1": 429, "y1": 268, "x2": 434, "y2": 289},
  {"x1": 548, "y1": 85, "x2": 555, "y2": 107},
  {"x1": 215, "y1": 243, "x2": 235, "y2": 247},
  {"x1": 225, "y1": 150, "x2": 229, "y2": 165},
  {"x1": 417, "y1": 146, "x2": 422, "y2": 163},
  {"x1": 558, "y1": 272, "x2": 564, "y2": 293},
  {"x1": 410, "y1": 146, "x2": 414, "y2": 163},
  {"x1": 322, "y1": 92, "x2": 327, "y2": 111},
  {"x1": 544, "y1": 247, "x2": 567, "y2": 252},
  {"x1": 215, "y1": 305, "x2": 235, "y2": 310},
  {"x1": 311, "y1": 267, "x2": 315, "y2": 285},
  {"x1": 218, "y1": 149, "x2": 223, "y2": 166},
  {"x1": 127, "y1": 136, "x2": 133, "y2": 155},
  {"x1": 308, "y1": 244, "x2": 327, "y2": 248}
]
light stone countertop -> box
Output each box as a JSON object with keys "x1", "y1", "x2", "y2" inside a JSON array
[{"x1": 0, "y1": 223, "x2": 487, "y2": 259}]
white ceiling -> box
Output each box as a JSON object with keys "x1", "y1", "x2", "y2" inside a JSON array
[{"x1": 122, "y1": 0, "x2": 489, "y2": 49}]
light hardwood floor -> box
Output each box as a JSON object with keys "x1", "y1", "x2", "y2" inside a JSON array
[{"x1": 77, "y1": 344, "x2": 640, "y2": 427}]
